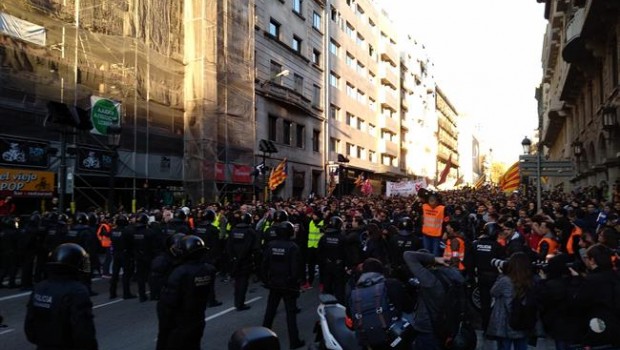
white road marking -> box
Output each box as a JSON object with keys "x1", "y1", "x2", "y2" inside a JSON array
[
  {"x1": 204, "y1": 297, "x2": 263, "y2": 322},
  {"x1": 0, "y1": 328, "x2": 15, "y2": 336},
  {"x1": 93, "y1": 299, "x2": 124, "y2": 309}
]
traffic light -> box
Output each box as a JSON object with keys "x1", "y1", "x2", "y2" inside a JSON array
[{"x1": 45, "y1": 101, "x2": 93, "y2": 130}]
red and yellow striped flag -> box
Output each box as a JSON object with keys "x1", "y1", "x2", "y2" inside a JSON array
[
  {"x1": 474, "y1": 174, "x2": 486, "y2": 189},
  {"x1": 268, "y1": 158, "x2": 287, "y2": 191},
  {"x1": 499, "y1": 161, "x2": 520, "y2": 193}
]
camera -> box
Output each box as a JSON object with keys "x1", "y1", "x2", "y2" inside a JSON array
[
  {"x1": 491, "y1": 258, "x2": 507, "y2": 270},
  {"x1": 387, "y1": 317, "x2": 416, "y2": 348}
]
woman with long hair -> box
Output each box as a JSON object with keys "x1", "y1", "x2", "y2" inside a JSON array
[{"x1": 486, "y1": 252, "x2": 536, "y2": 350}]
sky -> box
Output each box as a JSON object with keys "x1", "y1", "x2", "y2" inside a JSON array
[{"x1": 381, "y1": 0, "x2": 548, "y2": 164}]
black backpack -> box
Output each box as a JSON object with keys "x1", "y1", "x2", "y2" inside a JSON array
[
  {"x1": 429, "y1": 269, "x2": 467, "y2": 349},
  {"x1": 350, "y1": 279, "x2": 399, "y2": 348},
  {"x1": 509, "y1": 288, "x2": 538, "y2": 331}
]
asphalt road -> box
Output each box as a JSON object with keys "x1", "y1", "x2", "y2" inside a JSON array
[{"x1": 0, "y1": 277, "x2": 558, "y2": 350}]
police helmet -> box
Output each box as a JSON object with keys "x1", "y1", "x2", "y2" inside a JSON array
[
  {"x1": 44, "y1": 212, "x2": 59, "y2": 223},
  {"x1": 75, "y1": 212, "x2": 89, "y2": 225},
  {"x1": 277, "y1": 221, "x2": 295, "y2": 238},
  {"x1": 87, "y1": 212, "x2": 98, "y2": 226},
  {"x1": 174, "y1": 209, "x2": 187, "y2": 221},
  {"x1": 181, "y1": 206, "x2": 191, "y2": 216},
  {"x1": 273, "y1": 210, "x2": 289, "y2": 224},
  {"x1": 115, "y1": 214, "x2": 129, "y2": 227},
  {"x1": 326, "y1": 216, "x2": 344, "y2": 233},
  {"x1": 204, "y1": 209, "x2": 217, "y2": 223},
  {"x1": 397, "y1": 217, "x2": 414, "y2": 231},
  {"x1": 58, "y1": 213, "x2": 69, "y2": 225},
  {"x1": 166, "y1": 233, "x2": 186, "y2": 257},
  {"x1": 176, "y1": 235, "x2": 207, "y2": 260},
  {"x1": 30, "y1": 212, "x2": 42, "y2": 225},
  {"x1": 47, "y1": 243, "x2": 90, "y2": 274},
  {"x1": 137, "y1": 213, "x2": 150, "y2": 225},
  {"x1": 241, "y1": 213, "x2": 253, "y2": 225}
]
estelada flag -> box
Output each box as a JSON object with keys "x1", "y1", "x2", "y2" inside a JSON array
[
  {"x1": 268, "y1": 158, "x2": 287, "y2": 191},
  {"x1": 361, "y1": 179, "x2": 373, "y2": 196},
  {"x1": 474, "y1": 174, "x2": 486, "y2": 189},
  {"x1": 499, "y1": 161, "x2": 520, "y2": 193},
  {"x1": 436, "y1": 154, "x2": 452, "y2": 186},
  {"x1": 354, "y1": 174, "x2": 364, "y2": 187}
]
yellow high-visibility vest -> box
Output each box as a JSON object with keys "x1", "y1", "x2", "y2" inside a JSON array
[{"x1": 308, "y1": 220, "x2": 323, "y2": 248}]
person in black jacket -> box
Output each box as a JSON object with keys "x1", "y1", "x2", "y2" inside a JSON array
[
  {"x1": 261, "y1": 221, "x2": 305, "y2": 349},
  {"x1": 150, "y1": 233, "x2": 185, "y2": 301},
  {"x1": 19, "y1": 212, "x2": 43, "y2": 290},
  {"x1": 109, "y1": 215, "x2": 135, "y2": 299},
  {"x1": 156, "y1": 236, "x2": 216, "y2": 350},
  {"x1": 227, "y1": 212, "x2": 258, "y2": 311},
  {"x1": 193, "y1": 208, "x2": 223, "y2": 307},
  {"x1": 388, "y1": 216, "x2": 420, "y2": 282},
  {"x1": 132, "y1": 213, "x2": 155, "y2": 302},
  {"x1": 0, "y1": 216, "x2": 19, "y2": 288},
  {"x1": 318, "y1": 216, "x2": 347, "y2": 303},
  {"x1": 24, "y1": 243, "x2": 98, "y2": 350},
  {"x1": 471, "y1": 224, "x2": 503, "y2": 332}
]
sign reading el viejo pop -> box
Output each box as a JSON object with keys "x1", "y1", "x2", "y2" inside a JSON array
[
  {"x1": 90, "y1": 96, "x2": 121, "y2": 135},
  {"x1": 0, "y1": 168, "x2": 54, "y2": 197}
]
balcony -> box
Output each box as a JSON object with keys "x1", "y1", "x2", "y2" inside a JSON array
[
  {"x1": 401, "y1": 96, "x2": 409, "y2": 110},
  {"x1": 378, "y1": 89, "x2": 399, "y2": 111},
  {"x1": 562, "y1": 8, "x2": 587, "y2": 64},
  {"x1": 541, "y1": 101, "x2": 567, "y2": 146},
  {"x1": 378, "y1": 40, "x2": 398, "y2": 66},
  {"x1": 379, "y1": 64, "x2": 398, "y2": 89},
  {"x1": 378, "y1": 114, "x2": 399, "y2": 133},
  {"x1": 379, "y1": 139, "x2": 399, "y2": 157},
  {"x1": 257, "y1": 82, "x2": 318, "y2": 117}
]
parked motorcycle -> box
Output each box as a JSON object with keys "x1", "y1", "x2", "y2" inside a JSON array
[{"x1": 314, "y1": 293, "x2": 361, "y2": 350}]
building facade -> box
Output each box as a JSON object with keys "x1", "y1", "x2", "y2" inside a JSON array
[
  {"x1": 537, "y1": 0, "x2": 620, "y2": 196},
  {"x1": 435, "y1": 86, "x2": 460, "y2": 187}
]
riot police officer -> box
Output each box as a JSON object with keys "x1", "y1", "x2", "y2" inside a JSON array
[
  {"x1": 150, "y1": 233, "x2": 185, "y2": 301},
  {"x1": 471, "y1": 225, "x2": 503, "y2": 331},
  {"x1": 193, "y1": 209, "x2": 223, "y2": 307},
  {"x1": 262, "y1": 210, "x2": 289, "y2": 246},
  {"x1": 0, "y1": 216, "x2": 18, "y2": 288},
  {"x1": 132, "y1": 213, "x2": 155, "y2": 302},
  {"x1": 165, "y1": 209, "x2": 191, "y2": 235},
  {"x1": 20, "y1": 212, "x2": 44, "y2": 290},
  {"x1": 318, "y1": 216, "x2": 347, "y2": 303},
  {"x1": 227, "y1": 212, "x2": 258, "y2": 311},
  {"x1": 156, "y1": 236, "x2": 216, "y2": 350},
  {"x1": 388, "y1": 216, "x2": 421, "y2": 282},
  {"x1": 24, "y1": 243, "x2": 98, "y2": 350},
  {"x1": 67, "y1": 213, "x2": 98, "y2": 296},
  {"x1": 109, "y1": 215, "x2": 135, "y2": 299},
  {"x1": 261, "y1": 221, "x2": 305, "y2": 349}
]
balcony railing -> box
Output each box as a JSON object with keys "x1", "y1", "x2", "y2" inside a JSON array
[
  {"x1": 257, "y1": 82, "x2": 316, "y2": 116},
  {"x1": 379, "y1": 139, "x2": 399, "y2": 157},
  {"x1": 562, "y1": 8, "x2": 585, "y2": 63}
]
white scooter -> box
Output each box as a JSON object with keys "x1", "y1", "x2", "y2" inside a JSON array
[{"x1": 314, "y1": 294, "x2": 361, "y2": 350}]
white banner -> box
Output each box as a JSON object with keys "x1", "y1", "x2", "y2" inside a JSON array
[
  {"x1": 0, "y1": 12, "x2": 46, "y2": 46},
  {"x1": 385, "y1": 180, "x2": 428, "y2": 197}
]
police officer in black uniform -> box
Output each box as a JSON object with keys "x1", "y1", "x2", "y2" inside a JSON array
[
  {"x1": 318, "y1": 216, "x2": 347, "y2": 303},
  {"x1": 227, "y1": 212, "x2": 257, "y2": 311},
  {"x1": 150, "y1": 233, "x2": 185, "y2": 301},
  {"x1": 0, "y1": 216, "x2": 19, "y2": 288},
  {"x1": 471, "y1": 225, "x2": 503, "y2": 331},
  {"x1": 193, "y1": 209, "x2": 223, "y2": 307},
  {"x1": 388, "y1": 216, "x2": 421, "y2": 282},
  {"x1": 261, "y1": 221, "x2": 305, "y2": 349},
  {"x1": 156, "y1": 236, "x2": 216, "y2": 350},
  {"x1": 132, "y1": 213, "x2": 154, "y2": 302},
  {"x1": 165, "y1": 209, "x2": 191, "y2": 235},
  {"x1": 20, "y1": 212, "x2": 44, "y2": 290},
  {"x1": 262, "y1": 210, "x2": 289, "y2": 246},
  {"x1": 67, "y1": 213, "x2": 98, "y2": 296},
  {"x1": 24, "y1": 243, "x2": 98, "y2": 350},
  {"x1": 109, "y1": 214, "x2": 135, "y2": 299}
]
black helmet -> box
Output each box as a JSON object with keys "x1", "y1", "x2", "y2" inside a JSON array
[
  {"x1": 75, "y1": 212, "x2": 89, "y2": 225},
  {"x1": 397, "y1": 217, "x2": 414, "y2": 231},
  {"x1": 326, "y1": 216, "x2": 344, "y2": 233},
  {"x1": 115, "y1": 214, "x2": 129, "y2": 227},
  {"x1": 87, "y1": 212, "x2": 98, "y2": 226},
  {"x1": 137, "y1": 213, "x2": 150, "y2": 225},
  {"x1": 176, "y1": 235, "x2": 207, "y2": 260},
  {"x1": 277, "y1": 221, "x2": 295, "y2": 238},
  {"x1": 204, "y1": 209, "x2": 216, "y2": 223},
  {"x1": 241, "y1": 213, "x2": 253, "y2": 225},
  {"x1": 273, "y1": 210, "x2": 289, "y2": 224},
  {"x1": 30, "y1": 212, "x2": 42, "y2": 225},
  {"x1": 47, "y1": 243, "x2": 90, "y2": 274},
  {"x1": 44, "y1": 212, "x2": 59, "y2": 223},
  {"x1": 166, "y1": 233, "x2": 186, "y2": 257},
  {"x1": 58, "y1": 213, "x2": 69, "y2": 225},
  {"x1": 174, "y1": 209, "x2": 187, "y2": 221}
]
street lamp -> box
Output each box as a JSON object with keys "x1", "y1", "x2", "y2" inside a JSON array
[
  {"x1": 521, "y1": 136, "x2": 532, "y2": 155},
  {"x1": 602, "y1": 106, "x2": 617, "y2": 131},
  {"x1": 572, "y1": 140, "x2": 583, "y2": 158},
  {"x1": 107, "y1": 125, "x2": 122, "y2": 213}
]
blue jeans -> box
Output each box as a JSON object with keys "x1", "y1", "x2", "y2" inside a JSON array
[
  {"x1": 415, "y1": 332, "x2": 440, "y2": 350},
  {"x1": 422, "y1": 235, "x2": 441, "y2": 256},
  {"x1": 497, "y1": 337, "x2": 527, "y2": 350}
]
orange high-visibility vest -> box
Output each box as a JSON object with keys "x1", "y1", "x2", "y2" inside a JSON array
[
  {"x1": 422, "y1": 204, "x2": 445, "y2": 238},
  {"x1": 566, "y1": 226, "x2": 582, "y2": 255},
  {"x1": 97, "y1": 223, "x2": 112, "y2": 248},
  {"x1": 188, "y1": 217, "x2": 195, "y2": 229},
  {"x1": 537, "y1": 236, "x2": 559, "y2": 260},
  {"x1": 444, "y1": 236, "x2": 465, "y2": 271}
]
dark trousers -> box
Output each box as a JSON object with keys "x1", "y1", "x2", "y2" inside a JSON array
[
  {"x1": 34, "y1": 249, "x2": 48, "y2": 282},
  {"x1": 321, "y1": 265, "x2": 345, "y2": 303},
  {"x1": 414, "y1": 332, "x2": 440, "y2": 350},
  {"x1": 110, "y1": 255, "x2": 133, "y2": 297},
  {"x1": 262, "y1": 289, "x2": 301, "y2": 345},
  {"x1": 478, "y1": 272, "x2": 497, "y2": 332},
  {"x1": 0, "y1": 253, "x2": 18, "y2": 286},
  {"x1": 234, "y1": 273, "x2": 250, "y2": 308},
  {"x1": 305, "y1": 248, "x2": 318, "y2": 284},
  {"x1": 20, "y1": 251, "x2": 36, "y2": 288},
  {"x1": 135, "y1": 257, "x2": 150, "y2": 299}
]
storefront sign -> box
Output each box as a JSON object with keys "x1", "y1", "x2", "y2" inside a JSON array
[
  {"x1": 0, "y1": 168, "x2": 54, "y2": 197},
  {"x1": 77, "y1": 147, "x2": 113, "y2": 173},
  {"x1": 0, "y1": 137, "x2": 49, "y2": 168},
  {"x1": 90, "y1": 96, "x2": 121, "y2": 135},
  {"x1": 232, "y1": 164, "x2": 252, "y2": 184}
]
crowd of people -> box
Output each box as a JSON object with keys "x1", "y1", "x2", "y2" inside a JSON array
[{"x1": 1, "y1": 181, "x2": 619, "y2": 349}]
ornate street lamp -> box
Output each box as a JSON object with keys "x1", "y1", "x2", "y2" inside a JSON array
[
  {"x1": 602, "y1": 106, "x2": 618, "y2": 131},
  {"x1": 521, "y1": 136, "x2": 532, "y2": 155},
  {"x1": 572, "y1": 140, "x2": 583, "y2": 157}
]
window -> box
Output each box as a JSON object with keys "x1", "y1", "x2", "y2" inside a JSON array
[
  {"x1": 368, "y1": 123, "x2": 375, "y2": 135},
  {"x1": 312, "y1": 129, "x2": 320, "y2": 152},
  {"x1": 357, "y1": 146, "x2": 363, "y2": 159},
  {"x1": 357, "y1": 118, "x2": 364, "y2": 130},
  {"x1": 294, "y1": 74, "x2": 303, "y2": 94},
  {"x1": 346, "y1": 83, "x2": 355, "y2": 98},
  {"x1": 329, "y1": 72, "x2": 339, "y2": 88},
  {"x1": 369, "y1": 44, "x2": 375, "y2": 59},
  {"x1": 312, "y1": 49, "x2": 321, "y2": 66},
  {"x1": 293, "y1": 0, "x2": 302, "y2": 15},
  {"x1": 268, "y1": 115, "x2": 278, "y2": 141},
  {"x1": 270, "y1": 61, "x2": 283, "y2": 84},
  {"x1": 346, "y1": 143, "x2": 355, "y2": 156},
  {"x1": 345, "y1": 22, "x2": 355, "y2": 39},
  {"x1": 382, "y1": 155, "x2": 391, "y2": 166},
  {"x1": 369, "y1": 150, "x2": 376, "y2": 163},
  {"x1": 283, "y1": 121, "x2": 292, "y2": 145},
  {"x1": 329, "y1": 104, "x2": 340, "y2": 120},
  {"x1": 346, "y1": 112, "x2": 355, "y2": 126},
  {"x1": 292, "y1": 36, "x2": 302, "y2": 53},
  {"x1": 313, "y1": 12, "x2": 321, "y2": 30},
  {"x1": 330, "y1": 7, "x2": 338, "y2": 21},
  {"x1": 369, "y1": 98, "x2": 376, "y2": 110},
  {"x1": 312, "y1": 84, "x2": 321, "y2": 106},
  {"x1": 268, "y1": 19, "x2": 280, "y2": 39},
  {"x1": 369, "y1": 71, "x2": 375, "y2": 84},
  {"x1": 296, "y1": 124, "x2": 305, "y2": 148},
  {"x1": 356, "y1": 34, "x2": 364, "y2": 47},
  {"x1": 346, "y1": 52, "x2": 355, "y2": 68},
  {"x1": 329, "y1": 137, "x2": 340, "y2": 153},
  {"x1": 329, "y1": 39, "x2": 339, "y2": 56},
  {"x1": 357, "y1": 89, "x2": 365, "y2": 103},
  {"x1": 357, "y1": 62, "x2": 365, "y2": 76}
]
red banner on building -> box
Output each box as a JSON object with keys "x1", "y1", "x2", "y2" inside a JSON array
[
  {"x1": 215, "y1": 162, "x2": 226, "y2": 182},
  {"x1": 232, "y1": 164, "x2": 252, "y2": 184}
]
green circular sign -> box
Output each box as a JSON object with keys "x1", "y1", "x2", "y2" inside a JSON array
[{"x1": 91, "y1": 99, "x2": 119, "y2": 134}]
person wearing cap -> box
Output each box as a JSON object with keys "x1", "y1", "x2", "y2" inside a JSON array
[{"x1": 24, "y1": 243, "x2": 98, "y2": 350}]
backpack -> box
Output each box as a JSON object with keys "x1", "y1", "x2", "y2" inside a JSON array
[
  {"x1": 509, "y1": 288, "x2": 538, "y2": 331},
  {"x1": 429, "y1": 269, "x2": 467, "y2": 349},
  {"x1": 350, "y1": 279, "x2": 399, "y2": 347}
]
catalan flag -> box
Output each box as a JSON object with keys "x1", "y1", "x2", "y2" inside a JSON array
[
  {"x1": 354, "y1": 174, "x2": 364, "y2": 187},
  {"x1": 268, "y1": 158, "x2": 288, "y2": 191},
  {"x1": 499, "y1": 161, "x2": 520, "y2": 193},
  {"x1": 474, "y1": 174, "x2": 486, "y2": 189},
  {"x1": 436, "y1": 154, "x2": 452, "y2": 186}
]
